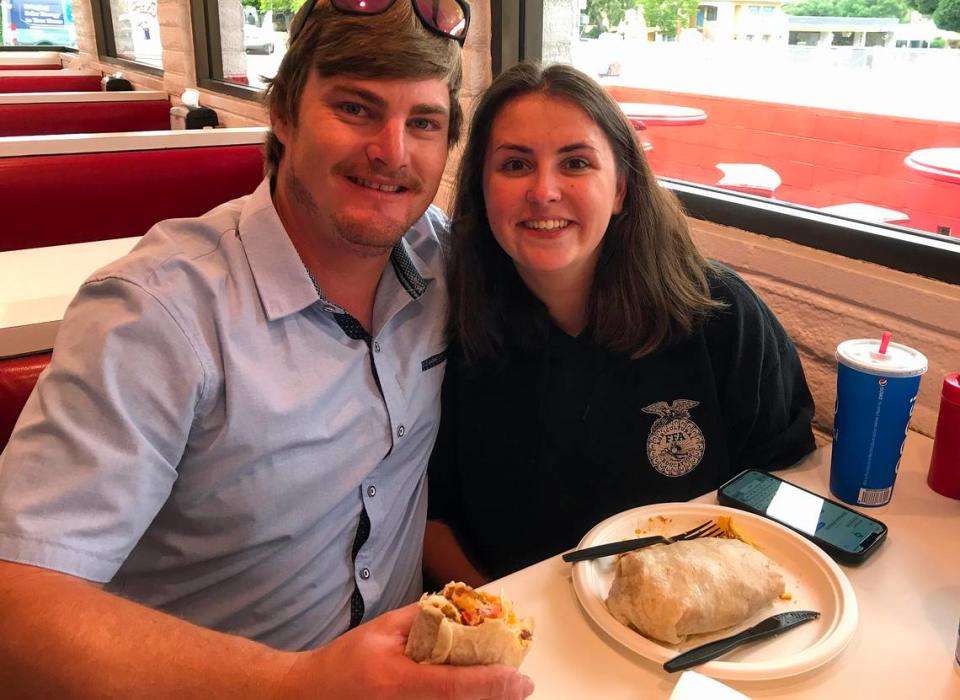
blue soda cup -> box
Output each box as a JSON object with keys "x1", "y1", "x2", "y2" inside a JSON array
[{"x1": 831, "y1": 338, "x2": 927, "y2": 507}]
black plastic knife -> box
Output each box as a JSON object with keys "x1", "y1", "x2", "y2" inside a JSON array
[
  {"x1": 561, "y1": 535, "x2": 667, "y2": 563},
  {"x1": 663, "y1": 610, "x2": 821, "y2": 673}
]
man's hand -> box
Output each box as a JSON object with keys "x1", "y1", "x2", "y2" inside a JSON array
[{"x1": 276, "y1": 604, "x2": 535, "y2": 700}]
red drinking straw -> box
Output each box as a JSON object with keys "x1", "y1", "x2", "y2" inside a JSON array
[{"x1": 878, "y1": 331, "x2": 893, "y2": 354}]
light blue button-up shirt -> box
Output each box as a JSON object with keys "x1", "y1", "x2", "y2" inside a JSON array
[{"x1": 0, "y1": 179, "x2": 448, "y2": 650}]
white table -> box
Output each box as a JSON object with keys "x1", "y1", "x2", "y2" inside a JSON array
[
  {"x1": 618, "y1": 102, "x2": 708, "y2": 127},
  {"x1": 493, "y1": 432, "x2": 960, "y2": 698},
  {"x1": 0, "y1": 236, "x2": 140, "y2": 357},
  {"x1": 905, "y1": 148, "x2": 960, "y2": 185}
]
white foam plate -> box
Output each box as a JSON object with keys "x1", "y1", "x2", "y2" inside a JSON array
[{"x1": 571, "y1": 503, "x2": 858, "y2": 681}]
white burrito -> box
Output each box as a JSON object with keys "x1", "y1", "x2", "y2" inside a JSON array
[{"x1": 605, "y1": 538, "x2": 784, "y2": 645}]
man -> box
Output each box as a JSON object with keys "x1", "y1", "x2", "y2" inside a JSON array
[{"x1": 0, "y1": 1, "x2": 534, "y2": 697}]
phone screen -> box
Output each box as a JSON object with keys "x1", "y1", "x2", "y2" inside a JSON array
[{"x1": 723, "y1": 471, "x2": 885, "y2": 554}]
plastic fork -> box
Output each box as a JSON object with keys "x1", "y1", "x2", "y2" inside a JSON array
[{"x1": 561, "y1": 520, "x2": 720, "y2": 563}]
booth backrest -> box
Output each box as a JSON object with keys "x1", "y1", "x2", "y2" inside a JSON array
[
  {"x1": 0, "y1": 128, "x2": 268, "y2": 251},
  {"x1": 0, "y1": 71, "x2": 102, "y2": 93},
  {"x1": 0, "y1": 352, "x2": 50, "y2": 452},
  {"x1": 0, "y1": 51, "x2": 62, "y2": 71},
  {"x1": 0, "y1": 64, "x2": 61, "y2": 71},
  {"x1": 0, "y1": 92, "x2": 171, "y2": 137}
]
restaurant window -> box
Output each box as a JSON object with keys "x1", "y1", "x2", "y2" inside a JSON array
[
  {"x1": 514, "y1": 0, "x2": 960, "y2": 284},
  {"x1": 92, "y1": 0, "x2": 163, "y2": 70},
  {"x1": 192, "y1": 0, "x2": 305, "y2": 95},
  {"x1": 830, "y1": 30, "x2": 854, "y2": 46},
  {"x1": 1, "y1": 0, "x2": 78, "y2": 48},
  {"x1": 789, "y1": 30, "x2": 821, "y2": 45}
]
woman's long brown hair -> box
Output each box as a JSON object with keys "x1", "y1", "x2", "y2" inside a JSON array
[{"x1": 447, "y1": 62, "x2": 721, "y2": 364}]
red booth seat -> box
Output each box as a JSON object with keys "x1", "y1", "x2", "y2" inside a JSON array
[
  {"x1": 0, "y1": 135, "x2": 266, "y2": 251},
  {"x1": 0, "y1": 72, "x2": 102, "y2": 93},
  {"x1": 0, "y1": 98, "x2": 171, "y2": 137},
  {"x1": 0, "y1": 352, "x2": 50, "y2": 452}
]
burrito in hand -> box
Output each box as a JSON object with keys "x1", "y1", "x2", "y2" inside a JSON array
[
  {"x1": 405, "y1": 581, "x2": 534, "y2": 667},
  {"x1": 606, "y1": 537, "x2": 785, "y2": 645}
]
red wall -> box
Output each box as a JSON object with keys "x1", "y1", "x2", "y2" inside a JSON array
[{"x1": 607, "y1": 86, "x2": 960, "y2": 237}]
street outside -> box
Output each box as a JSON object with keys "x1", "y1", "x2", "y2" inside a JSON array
[
  {"x1": 242, "y1": 30, "x2": 289, "y2": 89},
  {"x1": 572, "y1": 38, "x2": 960, "y2": 123},
  {"x1": 239, "y1": 33, "x2": 959, "y2": 124}
]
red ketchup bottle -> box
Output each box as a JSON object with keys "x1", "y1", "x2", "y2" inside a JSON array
[{"x1": 927, "y1": 372, "x2": 960, "y2": 499}]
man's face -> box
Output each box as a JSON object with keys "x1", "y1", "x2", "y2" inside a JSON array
[{"x1": 272, "y1": 72, "x2": 451, "y2": 257}]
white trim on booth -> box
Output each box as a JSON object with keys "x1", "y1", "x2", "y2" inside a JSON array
[
  {"x1": 0, "y1": 127, "x2": 269, "y2": 157},
  {"x1": 0, "y1": 70, "x2": 100, "y2": 77},
  {"x1": 0, "y1": 52, "x2": 61, "y2": 67},
  {"x1": 0, "y1": 91, "x2": 168, "y2": 105}
]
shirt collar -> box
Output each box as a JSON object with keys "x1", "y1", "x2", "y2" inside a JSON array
[
  {"x1": 237, "y1": 179, "x2": 440, "y2": 322},
  {"x1": 389, "y1": 237, "x2": 430, "y2": 299},
  {"x1": 238, "y1": 179, "x2": 320, "y2": 322}
]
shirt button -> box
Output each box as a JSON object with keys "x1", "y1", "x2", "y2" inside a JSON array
[
  {"x1": 397, "y1": 425, "x2": 405, "y2": 438},
  {"x1": 360, "y1": 567, "x2": 371, "y2": 580},
  {"x1": 367, "y1": 485, "x2": 377, "y2": 498},
  {"x1": 373, "y1": 342, "x2": 381, "y2": 352}
]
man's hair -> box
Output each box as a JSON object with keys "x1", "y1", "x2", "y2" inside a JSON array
[
  {"x1": 446, "y1": 62, "x2": 722, "y2": 365},
  {"x1": 263, "y1": 0, "x2": 463, "y2": 179}
]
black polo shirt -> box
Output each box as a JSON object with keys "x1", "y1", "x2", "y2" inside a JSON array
[{"x1": 428, "y1": 265, "x2": 815, "y2": 580}]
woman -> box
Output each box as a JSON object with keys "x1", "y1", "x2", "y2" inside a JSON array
[{"x1": 424, "y1": 63, "x2": 815, "y2": 586}]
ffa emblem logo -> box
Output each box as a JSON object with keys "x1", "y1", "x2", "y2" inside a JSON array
[{"x1": 641, "y1": 399, "x2": 706, "y2": 477}]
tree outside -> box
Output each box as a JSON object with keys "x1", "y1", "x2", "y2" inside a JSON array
[
  {"x1": 583, "y1": 0, "x2": 635, "y2": 36},
  {"x1": 581, "y1": 0, "x2": 958, "y2": 39},
  {"x1": 906, "y1": 0, "x2": 960, "y2": 31},
  {"x1": 639, "y1": 0, "x2": 700, "y2": 38},
  {"x1": 933, "y1": 0, "x2": 960, "y2": 29},
  {"x1": 784, "y1": 0, "x2": 911, "y2": 20},
  {"x1": 906, "y1": 0, "x2": 940, "y2": 13},
  {"x1": 242, "y1": 0, "x2": 306, "y2": 31},
  {"x1": 582, "y1": 0, "x2": 701, "y2": 40}
]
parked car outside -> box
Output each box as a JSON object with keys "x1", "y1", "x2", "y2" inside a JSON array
[{"x1": 243, "y1": 6, "x2": 274, "y2": 55}]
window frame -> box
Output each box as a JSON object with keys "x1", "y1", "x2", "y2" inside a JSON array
[
  {"x1": 90, "y1": 0, "x2": 164, "y2": 76},
  {"x1": 499, "y1": 0, "x2": 960, "y2": 286},
  {"x1": 191, "y1": 0, "x2": 264, "y2": 100}
]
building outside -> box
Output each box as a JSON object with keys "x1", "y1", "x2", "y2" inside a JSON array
[
  {"x1": 785, "y1": 15, "x2": 901, "y2": 47},
  {"x1": 696, "y1": 0, "x2": 790, "y2": 43}
]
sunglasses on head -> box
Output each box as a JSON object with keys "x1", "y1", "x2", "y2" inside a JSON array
[{"x1": 288, "y1": 0, "x2": 470, "y2": 46}]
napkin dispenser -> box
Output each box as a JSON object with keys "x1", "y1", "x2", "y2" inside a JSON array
[
  {"x1": 101, "y1": 73, "x2": 133, "y2": 91},
  {"x1": 170, "y1": 90, "x2": 219, "y2": 130}
]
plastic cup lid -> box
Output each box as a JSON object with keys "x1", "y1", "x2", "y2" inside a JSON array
[{"x1": 836, "y1": 339, "x2": 928, "y2": 377}]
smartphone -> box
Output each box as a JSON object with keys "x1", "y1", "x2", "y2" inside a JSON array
[{"x1": 717, "y1": 469, "x2": 887, "y2": 565}]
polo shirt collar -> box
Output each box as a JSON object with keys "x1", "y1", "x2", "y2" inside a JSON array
[{"x1": 237, "y1": 179, "x2": 437, "y2": 322}]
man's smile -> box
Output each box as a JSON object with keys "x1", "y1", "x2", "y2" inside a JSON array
[{"x1": 346, "y1": 175, "x2": 410, "y2": 193}]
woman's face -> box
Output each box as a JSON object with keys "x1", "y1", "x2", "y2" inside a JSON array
[{"x1": 482, "y1": 92, "x2": 625, "y2": 289}]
